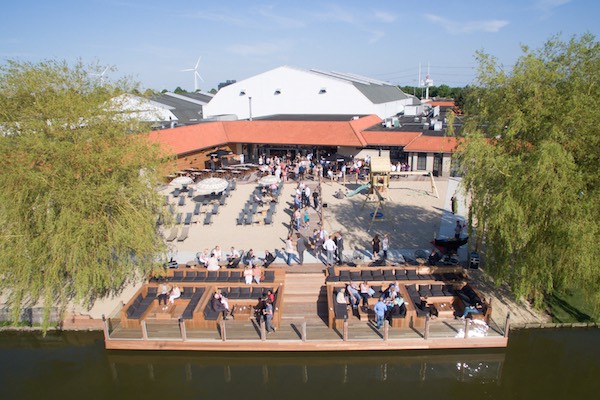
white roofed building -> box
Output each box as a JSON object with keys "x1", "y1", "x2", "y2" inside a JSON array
[{"x1": 203, "y1": 66, "x2": 417, "y2": 120}]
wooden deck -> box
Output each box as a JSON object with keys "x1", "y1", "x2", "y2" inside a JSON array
[{"x1": 104, "y1": 265, "x2": 509, "y2": 352}]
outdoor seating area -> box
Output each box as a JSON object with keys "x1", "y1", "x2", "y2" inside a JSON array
[
  {"x1": 325, "y1": 265, "x2": 475, "y2": 330},
  {"x1": 118, "y1": 265, "x2": 285, "y2": 331},
  {"x1": 237, "y1": 180, "x2": 283, "y2": 226}
]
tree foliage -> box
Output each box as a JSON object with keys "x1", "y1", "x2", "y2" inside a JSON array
[
  {"x1": 0, "y1": 60, "x2": 166, "y2": 327},
  {"x1": 457, "y1": 34, "x2": 600, "y2": 308}
]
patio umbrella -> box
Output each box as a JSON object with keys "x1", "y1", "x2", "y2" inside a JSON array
[
  {"x1": 194, "y1": 177, "x2": 229, "y2": 195},
  {"x1": 258, "y1": 175, "x2": 280, "y2": 186},
  {"x1": 170, "y1": 176, "x2": 194, "y2": 186}
]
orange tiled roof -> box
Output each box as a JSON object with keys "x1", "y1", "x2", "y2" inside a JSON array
[
  {"x1": 403, "y1": 135, "x2": 459, "y2": 153},
  {"x1": 361, "y1": 130, "x2": 422, "y2": 146},
  {"x1": 429, "y1": 100, "x2": 455, "y2": 107},
  {"x1": 148, "y1": 121, "x2": 228, "y2": 155}
]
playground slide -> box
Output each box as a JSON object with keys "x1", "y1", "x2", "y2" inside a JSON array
[{"x1": 345, "y1": 183, "x2": 371, "y2": 197}]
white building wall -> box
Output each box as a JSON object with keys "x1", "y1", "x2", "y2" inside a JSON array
[{"x1": 204, "y1": 66, "x2": 408, "y2": 120}]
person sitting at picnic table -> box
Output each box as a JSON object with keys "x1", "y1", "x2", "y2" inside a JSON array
[
  {"x1": 244, "y1": 249, "x2": 256, "y2": 266},
  {"x1": 266, "y1": 289, "x2": 275, "y2": 303},
  {"x1": 382, "y1": 283, "x2": 398, "y2": 301},
  {"x1": 226, "y1": 247, "x2": 241, "y2": 267},
  {"x1": 196, "y1": 249, "x2": 209, "y2": 266},
  {"x1": 346, "y1": 281, "x2": 361, "y2": 309},
  {"x1": 460, "y1": 302, "x2": 484, "y2": 319},
  {"x1": 206, "y1": 255, "x2": 220, "y2": 271},
  {"x1": 158, "y1": 282, "x2": 170, "y2": 310},
  {"x1": 263, "y1": 250, "x2": 276, "y2": 268},
  {"x1": 212, "y1": 245, "x2": 222, "y2": 261},
  {"x1": 243, "y1": 264, "x2": 254, "y2": 285},
  {"x1": 169, "y1": 285, "x2": 181, "y2": 304},
  {"x1": 211, "y1": 291, "x2": 230, "y2": 319},
  {"x1": 252, "y1": 264, "x2": 263, "y2": 284}
]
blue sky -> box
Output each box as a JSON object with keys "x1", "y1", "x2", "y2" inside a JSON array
[{"x1": 1, "y1": 0, "x2": 597, "y2": 92}]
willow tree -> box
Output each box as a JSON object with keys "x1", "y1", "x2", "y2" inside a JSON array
[
  {"x1": 0, "y1": 60, "x2": 166, "y2": 327},
  {"x1": 457, "y1": 34, "x2": 600, "y2": 309}
]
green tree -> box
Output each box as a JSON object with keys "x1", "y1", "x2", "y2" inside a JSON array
[
  {"x1": 457, "y1": 34, "x2": 600, "y2": 308},
  {"x1": 0, "y1": 60, "x2": 167, "y2": 328},
  {"x1": 173, "y1": 86, "x2": 186, "y2": 94}
]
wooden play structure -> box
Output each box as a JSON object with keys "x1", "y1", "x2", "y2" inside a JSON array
[{"x1": 360, "y1": 157, "x2": 391, "y2": 231}]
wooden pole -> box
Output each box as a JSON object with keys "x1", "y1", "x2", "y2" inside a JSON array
[
  {"x1": 220, "y1": 320, "x2": 227, "y2": 341},
  {"x1": 179, "y1": 318, "x2": 187, "y2": 341},
  {"x1": 504, "y1": 312, "x2": 511, "y2": 338},
  {"x1": 343, "y1": 317, "x2": 348, "y2": 341},
  {"x1": 101, "y1": 314, "x2": 110, "y2": 341},
  {"x1": 260, "y1": 318, "x2": 266, "y2": 341},
  {"x1": 302, "y1": 321, "x2": 307, "y2": 342},
  {"x1": 383, "y1": 320, "x2": 389, "y2": 341},
  {"x1": 463, "y1": 318, "x2": 470, "y2": 339},
  {"x1": 424, "y1": 314, "x2": 430, "y2": 340},
  {"x1": 141, "y1": 320, "x2": 148, "y2": 340}
]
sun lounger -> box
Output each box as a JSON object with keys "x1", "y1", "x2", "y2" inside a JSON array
[
  {"x1": 264, "y1": 212, "x2": 273, "y2": 225},
  {"x1": 219, "y1": 194, "x2": 226, "y2": 206},
  {"x1": 245, "y1": 213, "x2": 253, "y2": 225},
  {"x1": 177, "y1": 226, "x2": 189, "y2": 241},
  {"x1": 172, "y1": 188, "x2": 180, "y2": 197},
  {"x1": 175, "y1": 213, "x2": 182, "y2": 224},
  {"x1": 211, "y1": 204, "x2": 219, "y2": 215},
  {"x1": 194, "y1": 202, "x2": 201, "y2": 215},
  {"x1": 178, "y1": 196, "x2": 185, "y2": 206},
  {"x1": 166, "y1": 227, "x2": 178, "y2": 242},
  {"x1": 184, "y1": 212, "x2": 193, "y2": 225},
  {"x1": 203, "y1": 213, "x2": 212, "y2": 225},
  {"x1": 236, "y1": 212, "x2": 245, "y2": 226},
  {"x1": 187, "y1": 188, "x2": 194, "y2": 198}
]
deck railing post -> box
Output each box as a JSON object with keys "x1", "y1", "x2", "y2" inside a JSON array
[
  {"x1": 424, "y1": 315, "x2": 430, "y2": 340},
  {"x1": 302, "y1": 321, "x2": 307, "y2": 342},
  {"x1": 101, "y1": 314, "x2": 110, "y2": 341},
  {"x1": 464, "y1": 318, "x2": 470, "y2": 339},
  {"x1": 179, "y1": 318, "x2": 187, "y2": 341},
  {"x1": 383, "y1": 320, "x2": 389, "y2": 341},
  {"x1": 343, "y1": 316, "x2": 348, "y2": 342},
  {"x1": 141, "y1": 320, "x2": 148, "y2": 340},
  {"x1": 260, "y1": 318, "x2": 266, "y2": 341},
  {"x1": 504, "y1": 312, "x2": 511, "y2": 338},
  {"x1": 220, "y1": 320, "x2": 227, "y2": 342}
]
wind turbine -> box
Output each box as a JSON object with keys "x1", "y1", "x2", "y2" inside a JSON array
[
  {"x1": 92, "y1": 67, "x2": 109, "y2": 85},
  {"x1": 181, "y1": 56, "x2": 204, "y2": 92}
]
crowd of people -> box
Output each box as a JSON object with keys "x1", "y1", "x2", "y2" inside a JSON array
[{"x1": 337, "y1": 281, "x2": 406, "y2": 329}]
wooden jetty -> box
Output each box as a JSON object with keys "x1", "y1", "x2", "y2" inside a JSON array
[{"x1": 103, "y1": 263, "x2": 509, "y2": 352}]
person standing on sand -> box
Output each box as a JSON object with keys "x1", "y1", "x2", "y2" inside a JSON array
[
  {"x1": 372, "y1": 234, "x2": 381, "y2": 259},
  {"x1": 381, "y1": 234, "x2": 389, "y2": 260}
]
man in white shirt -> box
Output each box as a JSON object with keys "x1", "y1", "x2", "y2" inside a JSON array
[
  {"x1": 304, "y1": 186, "x2": 311, "y2": 208},
  {"x1": 322, "y1": 235, "x2": 337, "y2": 266}
]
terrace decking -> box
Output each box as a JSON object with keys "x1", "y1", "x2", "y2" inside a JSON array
[{"x1": 103, "y1": 264, "x2": 508, "y2": 352}]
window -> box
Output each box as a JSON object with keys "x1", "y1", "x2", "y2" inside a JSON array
[{"x1": 417, "y1": 153, "x2": 427, "y2": 170}]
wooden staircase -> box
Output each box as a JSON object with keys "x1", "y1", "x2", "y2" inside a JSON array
[{"x1": 281, "y1": 271, "x2": 328, "y2": 325}]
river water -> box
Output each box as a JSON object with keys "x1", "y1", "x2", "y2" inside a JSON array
[{"x1": 0, "y1": 328, "x2": 598, "y2": 399}]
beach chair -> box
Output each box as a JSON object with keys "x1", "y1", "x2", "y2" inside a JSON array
[
  {"x1": 165, "y1": 227, "x2": 178, "y2": 242},
  {"x1": 251, "y1": 202, "x2": 258, "y2": 214},
  {"x1": 184, "y1": 212, "x2": 193, "y2": 225},
  {"x1": 269, "y1": 202, "x2": 277, "y2": 214},
  {"x1": 178, "y1": 196, "x2": 185, "y2": 206},
  {"x1": 168, "y1": 204, "x2": 175, "y2": 215},
  {"x1": 236, "y1": 212, "x2": 245, "y2": 226},
  {"x1": 203, "y1": 213, "x2": 212, "y2": 225},
  {"x1": 177, "y1": 226, "x2": 189, "y2": 241},
  {"x1": 264, "y1": 210, "x2": 273, "y2": 225},
  {"x1": 194, "y1": 202, "x2": 201, "y2": 215},
  {"x1": 219, "y1": 194, "x2": 226, "y2": 206},
  {"x1": 211, "y1": 204, "x2": 219, "y2": 215},
  {"x1": 175, "y1": 213, "x2": 183, "y2": 224},
  {"x1": 187, "y1": 188, "x2": 194, "y2": 198},
  {"x1": 230, "y1": 180, "x2": 236, "y2": 190},
  {"x1": 245, "y1": 213, "x2": 253, "y2": 225},
  {"x1": 172, "y1": 188, "x2": 180, "y2": 197}
]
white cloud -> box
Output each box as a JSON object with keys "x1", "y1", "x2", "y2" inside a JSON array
[
  {"x1": 425, "y1": 14, "x2": 509, "y2": 35},
  {"x1": 373, "y1": 11, "x2": 397, "y2": 23},
  {"x1": 227, "y1": 42, "x2": 288, "y2": 57},
  {"x1": 257, "y1": 5, "x2": 306, "y2": 29},
  {"x1": 534, "y1": 0, "x2": 572, "y2": 18}
]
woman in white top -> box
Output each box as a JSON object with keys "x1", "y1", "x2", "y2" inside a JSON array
[
  {"x1": 243, "y1": 265, "x2": 253, "y2": 285},
  {"x1": 382, "y1": 234, "x2": 389, "y2": 260},
  {"x1": 212, "y1": 246, "x2": 222, "y2": 261},
  {"x1": 206, "y1": 255, "x2": 220, "y2": 271},
  {"x1": 169, "y1": 285, "x2": 181, "y2": 304}
]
